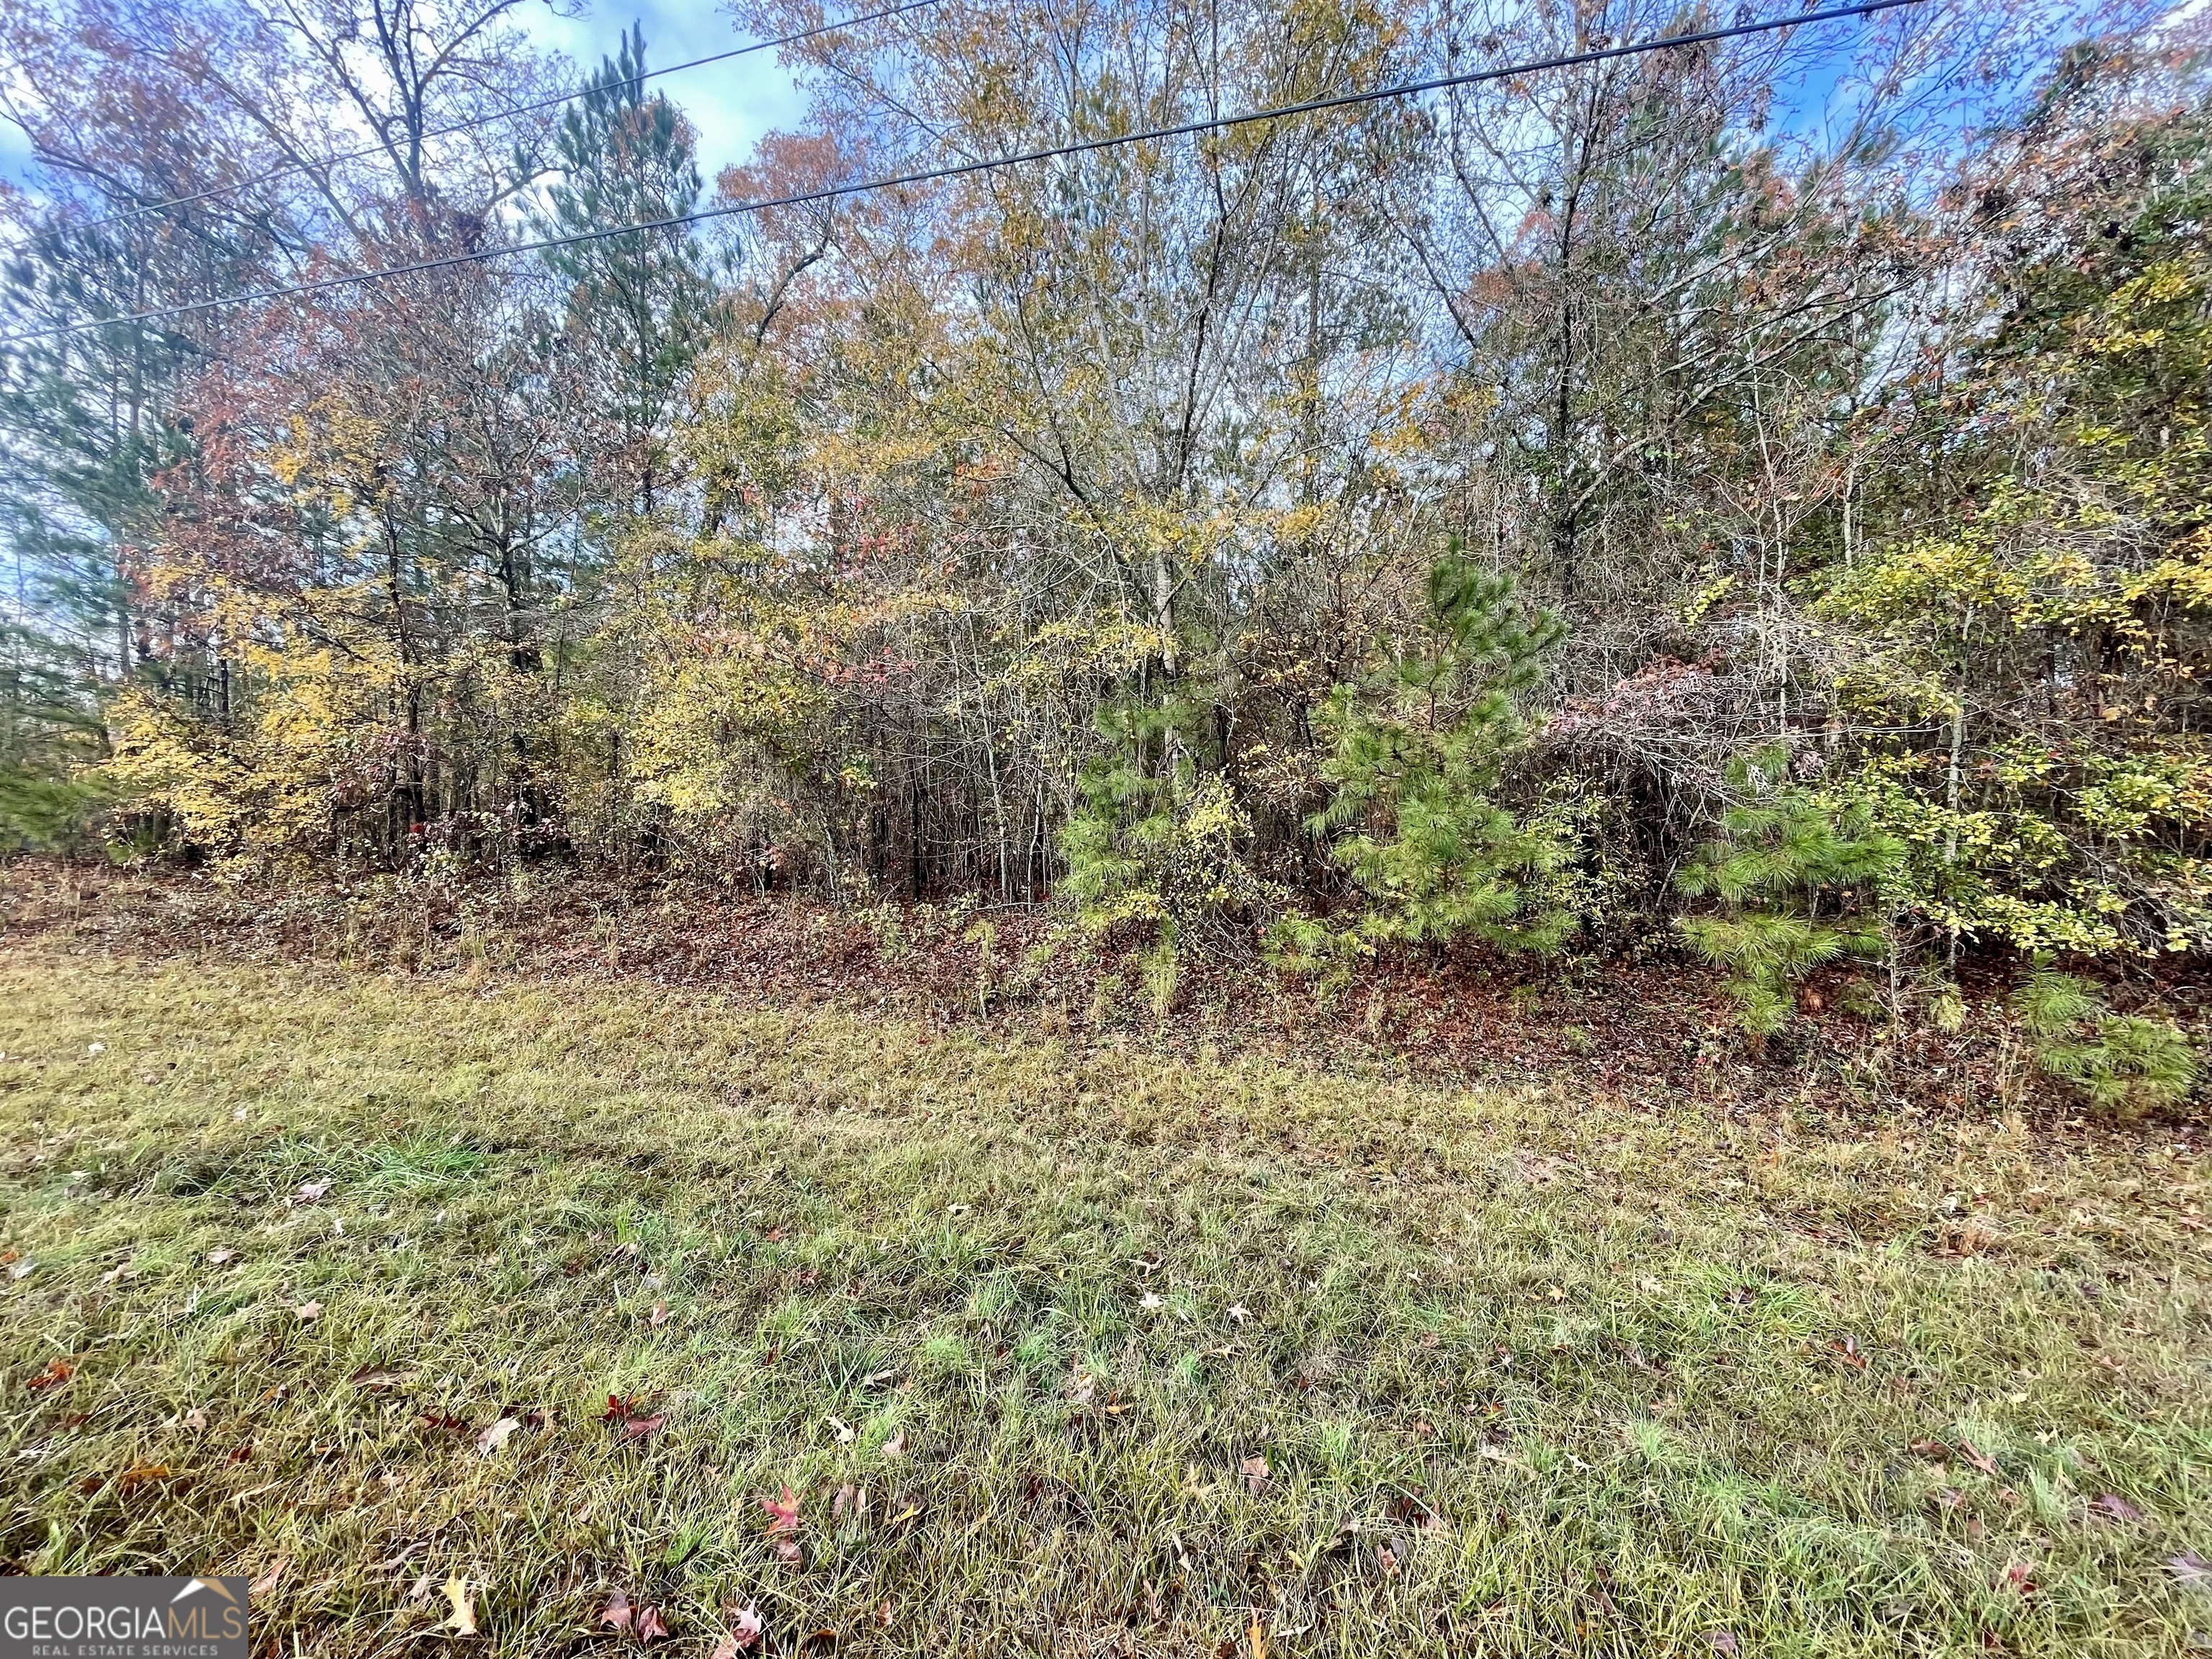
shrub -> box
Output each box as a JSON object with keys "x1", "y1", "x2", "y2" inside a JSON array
[{"x1": 2010, "y1": 966, "x2": 2198, "y2": 1115}]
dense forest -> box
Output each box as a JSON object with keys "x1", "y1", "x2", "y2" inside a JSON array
[{"x1": 0, "y1": 0, "x2": 2206, "y2": 1075}]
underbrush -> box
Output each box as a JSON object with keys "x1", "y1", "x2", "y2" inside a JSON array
[{"x1": 6, "y1": 860, "x2": 2203, "y2": 1125}]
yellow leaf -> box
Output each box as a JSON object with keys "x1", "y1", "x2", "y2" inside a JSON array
[{"x1": 444, "y1": 1576, "x2": 477, "y2": 1637}]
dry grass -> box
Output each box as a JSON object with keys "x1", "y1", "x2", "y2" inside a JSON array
[{"x1": 1, "y1": 938, "x2": 2208, "y2": 1655}]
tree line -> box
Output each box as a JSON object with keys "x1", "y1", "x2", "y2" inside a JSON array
[{"x1": 0, "y1": 0, "x2": 2206, "y2": 1071}]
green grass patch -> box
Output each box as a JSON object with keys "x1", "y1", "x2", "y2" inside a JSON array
[{"x1": 1, "y1": 944, "x2": 2208, "y2": 1655}]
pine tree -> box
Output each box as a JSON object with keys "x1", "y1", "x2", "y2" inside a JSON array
[
  {"x1": 1674, "y1": 748, "x2": 1902, "y2": 1035},
  {"x1": 1292, "y1": 547, "x2": 1573, "y2": 963},
  {"x1": 536, "y1": 26, "x2": 717, "y2": 518}
]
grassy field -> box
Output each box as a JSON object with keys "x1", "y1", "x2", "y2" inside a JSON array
[{"x1": 1, "y1": 940, "x2": 2208, "y2": 1656}]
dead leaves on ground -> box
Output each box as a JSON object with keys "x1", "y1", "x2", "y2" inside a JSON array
[
  {"x1": 1910, "y1": 1436, "x2": 2000, "y2": 1477},
  {"x1": 603, "y1": 1393, "x2": 667, "y2": 1444},
  {"x1": 24, "y1": 1357, "x2": 72, "y2": 1392},
  {"x1": 763, "y1": 1485, "x2": 805, "y2": 1563},
  {"x1": 600, "y1": 1590, "x2": 668, "y2": 1641},
  {"x1": 712, "y1": 1604, "x2": 765, "y2": 1655},
  {"x1": 443, "y1": 1576, "x2": 477, "y2": 1637}
]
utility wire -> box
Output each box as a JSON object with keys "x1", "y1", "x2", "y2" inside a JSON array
[
  {"x1": 48, "y1": 0, "x2": 948, "y2": 236},
  {"x1": 5, "y1": 0, "x2": 1925, "y2": 346}
]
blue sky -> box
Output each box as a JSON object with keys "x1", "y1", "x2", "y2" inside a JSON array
[
  {"x1": 517, "y1": 0, "x2": 809, "y2": 187},
  {"x1": 0, "y1": 1, "x2": 805, "y2": 197}
]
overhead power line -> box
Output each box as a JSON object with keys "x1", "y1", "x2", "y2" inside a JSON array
[
  {"x1": 6, "y1": 0, "x2": 1925, "y2": 346},
  {"x1": 54, "y1": 0, "x2": 948, "y2": 236}
]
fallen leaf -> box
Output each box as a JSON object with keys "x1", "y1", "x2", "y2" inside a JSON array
[
  {"x1": 1139, "y1": 1292, "x2": 1162, "y2": 1310},
  {"x1": 599, "y1": 1591, "x2": 633, "y2": 1632},
  {"x1": 763, "y1": 1486, "x2": 802, "y2": 1534},
  {"x1": 2002, "y1": 1561, "x2": 2036, "y2": 1597},
  {"x1": 1830, "y1": 1334, "x2": 1868, "y2": 1370},
  {"x1": 715, "y1": 1604, "x2": 767, "y2": 1658},
  {"x1": 649, "y1": 1302, "x2": 670, "y2": 1328},
  {"x1": 615, "y1": 1411, "x2": 665, "y2": 1444},
  {"x1": 2165, "y1": 1551, "x2": 2211, "y2": 1591},
  {"x1": 9, "y1": 1257, "x2": 35, "y2": 1280},
  {"x1": 478, "y1": 1417, "x2": 520, "y2": 1457},
  {"x1": 349, "y1": 1364, "x2": 410, "y2": 1390},
  {"x1": 1959, "y1": 1439, "x2": 2000, "y2": 1477},
  {"x1": 207, "y1": 1249, "x2": 237, "y2": 1266},
  {"x1": 637, "y1": 1604, "x2": 668, "y2": 1641},
  {"x1": 775, "y1": 1539, "x2": 803, "y2": 1566},
  {"x1": 25, "y1": 1359, "x2": 72, "y2": 1393},
  {"x1": 1703, "y1": 1632, "x2": 1738, "y2": 1654},
  {"x1": 296, "y1": 1179, "x2": 332, "y2": 1203},
  {"x1": 881, "y1": 1430, "x2": 907, "y2": 1458},
  {"x1": 250, "y1": 1558, "x2": 288, "y2": 1596},
  {"x1": 1908, "y1": 1437, "x2": 1949, "y2": 1462},
  {"x1": 1249, "y1": 1612, "x2": 1268, "y2": 1658},
  {"x1": 443, "y1": 1575, "x2": 476, "y2": 1637},
  {"x1": 1226, "y1": 1304, "x2": 1250, "y2": 1325},
  {"x1": 114, "y1": 1463, "x2": 171, "y2": 1493},
  {"x1": 1239, "y1": 1454, "x2": 1272, "y2": 1496},
  {"x1": 184, "y1": 1408, "x2": 207, "y2": 1431},
  {"x1": 2091, "y1": 1493, "x2": 2144, "y2": 1522},
  {"x1": 294, "y1": 1300, "x2": 323, "y2": 1323},
  {"x1": 829, "y1": 1416, "x2": 855, "y2": 1445}
]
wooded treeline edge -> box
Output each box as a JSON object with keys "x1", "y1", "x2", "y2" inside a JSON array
[{"x1": 1, "y1": 0, "x2": 2206, "y2": 1102}]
